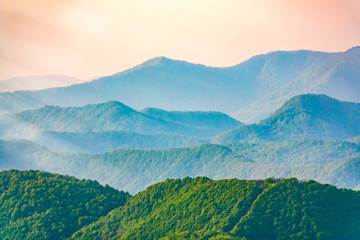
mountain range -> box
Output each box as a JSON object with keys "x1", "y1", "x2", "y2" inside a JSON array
[
  {"x1": 1, "y1": 138, "x2": 360, "y2": 193},
  {"x1": 0, "y1": 100, "x2": 242, "y2": 139},
  {"x1": 1, "y1": 46, "x2": 360, "y2": 239},
  {"x1": 1, "y1": 47, "x2": 359, "y2": 122}
]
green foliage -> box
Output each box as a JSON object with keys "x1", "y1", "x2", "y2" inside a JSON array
[
  {"x1": 232, "y1": 179, "x2": 360, "y2": 240},
  {"x1": 0, "y1": 170, "x2": 129, "y2": 240},
  {"x1": 72, "y1": 177, "x2": 360, "y2": 240},
  {"x1": 71, "y1": 177, "x2": 265, "y2": 239}
]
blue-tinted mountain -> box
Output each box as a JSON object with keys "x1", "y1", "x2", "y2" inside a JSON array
[
  {"x1": 0, "y1": 101, "x2": 235, "y2": 138},
  {"x1": 215, "y1": 94, "x2": 360, "y2": 143},
  {"x1": 1, "y1": 47, "x2": 360, "y2": 122},
  {"x1": 140, "y1": 107, "x2": 243, "y2": 131}
]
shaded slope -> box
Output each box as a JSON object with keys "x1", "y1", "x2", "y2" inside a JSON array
[{"x1": 72, "y1": 178, "x2": 360, "y2": 240}]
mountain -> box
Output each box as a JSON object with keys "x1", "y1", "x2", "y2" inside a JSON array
[
  {"x1": 215, "y1": 94, "x2": 360, "y2": 143},
  {"x1": 31, "y1": 130, "x2": 206, "y2": 153},
  {"x1": 0, "y1": 101, "x2": 235, "y2": 138},
  {"x1": 0, "y1": 75, "x2": 84, "y2": 92},
  {"x1": 0, "y1": 169, "x2": 129, "y2": 240},
  {"x1": 72, "y1": 177, "x2": 360, "y2": 240},
  {"x1": 140, "y1": 107, "x2": 243, "y2": 131},
  {"x1": 1, "y1": 139, "x2": 360, "y2": 193},
  {"x1": 1, "y1": 47, "x2": 359, "y2": 122}
]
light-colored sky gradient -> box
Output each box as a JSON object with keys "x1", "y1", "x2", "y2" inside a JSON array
[{"x1": 1, "y1": 0, "x2": 360, "y2": 81}]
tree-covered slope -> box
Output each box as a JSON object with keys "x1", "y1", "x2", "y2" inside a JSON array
[
  {"x1": 215, "y1": 94, "x2": 360, "y2": 143},
  {"x1": 0, "y1": 170, "x2": 129, "y2": 240},
  {"x1": 72, "y1": 177, "x2": 360, "y2": 240},
  {"x1": 0, "y1": 101, "x2": 229, "y2": 138},
  {"x1": 1, "y1": 47, "x2": 359, "y2": 123}
]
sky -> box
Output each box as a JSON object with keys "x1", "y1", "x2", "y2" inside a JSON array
[{"x1": 1, "y1": 0, "x2": 360, "y2": 82}]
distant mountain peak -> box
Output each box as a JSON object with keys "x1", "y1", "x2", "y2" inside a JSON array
[{"x1": 346, "y1": 46, "x2": 360, "y2": 52}]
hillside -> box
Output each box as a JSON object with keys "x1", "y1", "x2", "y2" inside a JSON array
[
  {"x1": 1, "y1": 139, "x2": 360, "y2": 193},
  {"x1": 0, "y1": 170, "x2": 129, "y2": 240},
  {"x1": 72, "y1": 177, "x2": 360, "y2": 240},
  {"x1": 215, "y1": 94, "x2": 360, "y2": 143},
  {"x1": 2, "y1": 171, "x2": 360, "y2": 239},
  {"x1": 1, "y1": 47, "x2": 359, "y2": 122},
  {"x1": 0, "y1": 101, "x2": 234, "y2": 138}
]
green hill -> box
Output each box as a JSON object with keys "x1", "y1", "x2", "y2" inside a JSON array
[
  {"x1": 0, "y1": 170, "x2": 129, "y2": 240},
  {"x1": 72, "y1": 177, "x2": 360, "y2": 240},
  {"x1": 215, "y1": 94, "x2": 360, "y2": 143}
]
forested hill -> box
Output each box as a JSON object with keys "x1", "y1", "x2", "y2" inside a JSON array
[
  {"x1": 73, "y1": 177, "x2": 360, "y2": 240},
  {"x1": 0, "y1": 170, "x2": 129, "y2": 240},
  {"x1": 215, "y1": 94, "x2": 360, "y2": 143},
  {"x1": 2, "y1": 171, "x2": 360, "y2": 240}
]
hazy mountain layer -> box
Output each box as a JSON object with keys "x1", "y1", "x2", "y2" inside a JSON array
[
  {"x1": 141, "y1": 107, "x2": 243, "y2": 131},
  {"x1": 1, "y1": 47, "x2": 359, "y2": 122},
  {"x1": 31, "y1": 130, "x2": 206, "y2": 153},
  {"x1": 1, "y1": 139, "x2": 360, "y2": 193},
  {"x1": 0, "y1": 101, "x2": 240, "y2": 139}
]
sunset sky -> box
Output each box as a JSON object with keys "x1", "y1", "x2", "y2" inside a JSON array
[{"x1": 1, "y1": 0, "x2": 360, "y2": 81}]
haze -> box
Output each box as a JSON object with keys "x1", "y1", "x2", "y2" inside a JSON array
[{"x1": 1, "y1": 0, "x2": 360, "y2": 82}]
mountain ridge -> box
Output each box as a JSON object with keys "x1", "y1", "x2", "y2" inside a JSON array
[{"x1": 1, "y1": 47, "x2": 359, "y2": 123}]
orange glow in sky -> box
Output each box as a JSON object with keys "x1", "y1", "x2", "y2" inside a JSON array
[{"x1": 1, "y1": 0, "x2": 360, "y2": 81}]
